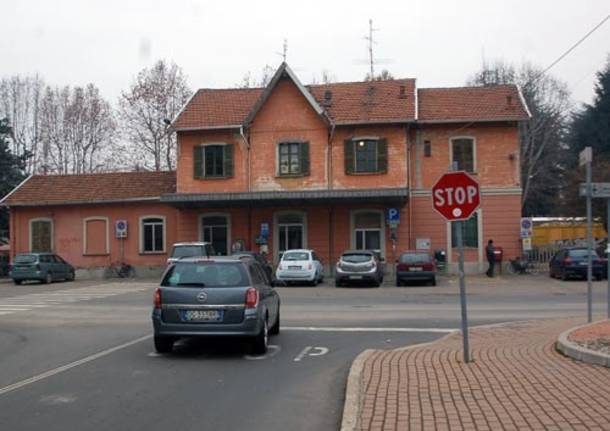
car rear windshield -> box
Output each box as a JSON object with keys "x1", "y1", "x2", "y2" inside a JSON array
[
  {"x1": 569, "y1": 249, "x2": 599, "y2": 258},
  {"x1": 342, "y1": 253, "x2": 372, "y2": 263},
  {"x1": 14, "y1": 254, "x2": 38, "y2": 264},
  {"x1": 162, "y1": 262, "x2": 249, "y2": 287},
  {"x1": 400, "y1": 253, "x2": 431, "y2": 263},
  {"x1": 283, "y1": 252, "x2": 309, "y2": 261},
  {"x1": 171, "y1": 246, "x2": 205, "y2": 258}
]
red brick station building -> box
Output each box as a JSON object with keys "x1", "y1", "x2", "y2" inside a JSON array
[{"x1": 1, "y1": 63, "x2": 529, "y2": 277}]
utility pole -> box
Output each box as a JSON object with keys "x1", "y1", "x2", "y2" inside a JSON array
[
  {"x1": 277, "y1": 39, "x2": 288, "y2": 62},
  {"x1": 579, "y1": 147, "x2": 593, "y2": 323}
]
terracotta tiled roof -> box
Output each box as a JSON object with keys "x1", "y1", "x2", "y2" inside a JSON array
[
  {"x1": 417, "y1": 85, "x2": 529, "y2": 122},
  {"x1": 173, "y1": 79, "x2": 417, "y2": 129},
  {"x1": 2, "y1": 171, "x2": 176, "y2": 206},
  {"x1": 308, "y1": 79, "x2": 416, "y2": 124},
  {"x1": 173, "y1": 88, "x2": 263, "y2": 130}
]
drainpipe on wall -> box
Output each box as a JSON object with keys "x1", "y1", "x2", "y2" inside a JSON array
[
  {"x1": 328, "y1": 123, "x2": 335, "y2": 190},
  {"x1": 406, "y1": 125, "x2": 412, "y2": 250},
  {"x1": 239, "y1": 125, "x2": 250, "y2": 192},
  {"x1": 328, "y1": 123, "x2": 336, "y2": 277}
]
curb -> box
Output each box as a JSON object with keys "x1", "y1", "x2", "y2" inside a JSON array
[
  {"x1": 340, "y1": 349, "x2": 373, "y2": 431},
  {"x1": 556, "y1": 322, "x2": 610, "y2": 368}
]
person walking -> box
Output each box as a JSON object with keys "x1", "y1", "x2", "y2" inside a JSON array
[{"x1": 486, "y1": 239, "x2": 495, "y2": 277}]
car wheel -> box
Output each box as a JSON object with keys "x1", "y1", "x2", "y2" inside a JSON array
[
  {"x1": 561, "y1": 270, "x2": 568, "y2": 281},
  {"x1": 44, "y1": 272, "x2": 52, "y2": 284},
  {"x1": 252, "y1": 318, "x2": 269, "y2": 355},
  {"x1": 269, "y1": 310, "x2": 280, "y2": 335},
  {"x1": 153, "y1": 336, "x2": 174, "y2": 353},
  {"x1": 396, "y1": 279, "x2": 402, "y2": 287},
  {"x1": 335, "y1": 280, "x2": 342, "y2": 287},
  {"x1": 595, "y1": 274, "x2": 603, "y2": 281},
  {"x1": 432, "y1": 277, "x2": 437, "y2": 286},
  {"x1": 13, "y1": 279, "x2": 22, "y2": 285},
  {"x1": 66, "y1": 271, "x2": 75, "y2": 282}
]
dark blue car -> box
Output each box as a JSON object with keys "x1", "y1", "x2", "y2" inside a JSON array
[{"x1": 549, "y1": 247, "x2": 604, "y2": 281}]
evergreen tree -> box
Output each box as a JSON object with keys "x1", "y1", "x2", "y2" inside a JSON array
[{"x1": 0, "y1": 118, "x2": 28, "y2": 238}]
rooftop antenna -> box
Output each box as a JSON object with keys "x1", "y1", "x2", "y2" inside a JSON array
[
  {"x1": 365, "y1": 19, "x2": 378, "y2": 78},
  {"x1": 277, "y1": 39, "x2": 288, "y2": 62}
]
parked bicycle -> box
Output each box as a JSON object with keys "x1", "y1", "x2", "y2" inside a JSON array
[
  {"x1": 507, "y1": 256, "x2": 539, "y2": 275},
  {"x1": 108, "y1": 261, "x2": 135, "y2": 278}
]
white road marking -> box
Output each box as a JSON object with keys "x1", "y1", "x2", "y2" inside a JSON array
[
  {"x1": 244, "y1": 345, "x2": 281, "y2": 360},
  {"x1": 293, "y1": 346, "x2": 312, "y2": 362},
  {"x1": 0, "y1": 283, "x2": 151, "y2": 317},
  {"x1": 308, "y1": 346, "x2": 329, "y2": 357},
  {"x1": 282, "y1": 326, "x2": 458, "y2": 333},
  {"x1": 0, "y1": 334, "x2": 152, "y2": 397}
]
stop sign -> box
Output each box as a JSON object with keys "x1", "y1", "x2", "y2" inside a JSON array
[{"x1": 432, "y1": 171, "x2": 480, "y2": 221}]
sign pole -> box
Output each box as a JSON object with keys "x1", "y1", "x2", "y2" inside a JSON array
[
  {"x1": 586, "y1": 156, "x2": 593, "y2": 323},
  {"x1": 455, "y1": 220, "x2": 470, "y2": 363}
]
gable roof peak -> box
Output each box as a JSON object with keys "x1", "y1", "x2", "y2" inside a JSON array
[{"x1": 243, "y1": 62, "x2": 328, "y2": 126}]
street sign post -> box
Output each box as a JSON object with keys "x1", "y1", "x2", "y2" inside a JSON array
[
  {"x1": 579, "y1": 147, "x2": 593, "y2": 323},
  {"x1": 580, "y1": 181, "x2": 610, "y2": 319},
  {"x1": 432, "y1": 171, "x2": 481, "y2": 363}
]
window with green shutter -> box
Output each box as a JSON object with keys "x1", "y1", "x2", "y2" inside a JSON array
[
  {"x1": 451, "y1": 212, "x2": 479, "y2": 248},
  {"x1": 278, "y1": 142, "x2": 309, "y2": 176},
  {"x1": 345, "y1": 138, "x2": 388, "y2": 174},
  {"x1": 193, "y1": 144, "x2": 234, "y2": 179}
]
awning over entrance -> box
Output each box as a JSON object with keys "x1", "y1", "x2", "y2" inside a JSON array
[{"x1": 160, "y1": 188, "x2": 408, "y2": 208}]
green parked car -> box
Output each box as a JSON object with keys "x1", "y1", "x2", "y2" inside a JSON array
[{"x1": 10, "y1": 253, "x2": 75, "y2": 285}]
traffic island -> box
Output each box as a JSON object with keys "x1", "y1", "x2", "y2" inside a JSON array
[
  {"x1": 341, "y1": 317, "x2": 610, "y2": 431},
  {"x1": 557, "y1": 319, "x2": 610, "y2": 368}
]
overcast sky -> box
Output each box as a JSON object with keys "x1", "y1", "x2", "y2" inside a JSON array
[{"x1": 1, "y1": 0, "x2": 609, "y2": 106}]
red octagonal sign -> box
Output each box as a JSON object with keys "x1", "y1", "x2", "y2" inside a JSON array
[{"x1": 432, "y1": 171, "x2": 481, "y2": 221}]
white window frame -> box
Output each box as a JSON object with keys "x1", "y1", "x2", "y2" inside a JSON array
[
  {"x1": 139, "y1": 215, "x2": 167, "y2": 254},
  {"x1": 350, "y1": 209, "x2": 385, "y2": 259},
  {"x1": 449, "y1": 136, "x2": 477, "y2": 173},
  {"x1": 29, "y1": 217, "x2": 54, "y2": 253},
  {"x1": 198, "y1": 212, "x2": 231, "y2": 256},
  {"x1": 82, "y1": 216, "x2": 110, "y2": 255},
  {"x1": 273, "y1": 210, "x2": 307, "y2": 263}
]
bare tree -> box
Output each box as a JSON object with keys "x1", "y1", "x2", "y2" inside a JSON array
[
  {"x1": 39, "y1": 84, "x2": 116, "y2": 174},
  {"x1": 0, "y1": 75, "x2": 44, "y2": 173},
  {"x1": 236, "y1": 64, "x2": 276, "y2": 88},
  {"x1": 365, "y1": 69, "x2": 394, "y2": 81},
  {"x1": 468, "y1": 61, "x2": 572, "y2": 216},
  {"x1": 118, "y1": 60, "x2": 191, "y2": 171},
  {"x1": 310, "y1": 69, "x2": 337, "y2": 85}
]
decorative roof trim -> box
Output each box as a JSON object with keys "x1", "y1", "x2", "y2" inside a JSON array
[
  {"x1": 516, "y1": 85, "x2": 532, "y2": 119},
  {"x1": 415, "y1": 118, "x2": 520, "y2": 125},
  {"x1": 174, "y1": 124, "x2": 242, "y2": 132},
  {"x1": 170, "y1": 89, "x2": 201, "y2": 128},
  {"x1": 243, "y1": 62, "x2": 330, "y2": 127},
  {"x1": 0, "y1": 174, "x2": 33, "y2": 206}
]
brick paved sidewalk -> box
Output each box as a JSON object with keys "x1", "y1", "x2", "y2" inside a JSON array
[{"x1": 357, "y1": 318, "x2": 610, "y2": 431}]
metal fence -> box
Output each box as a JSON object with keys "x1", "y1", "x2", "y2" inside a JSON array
[{"x1": 528, "y1": 245, "x2": 562, "y2": 264}]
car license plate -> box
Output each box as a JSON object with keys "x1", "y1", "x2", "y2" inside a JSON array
[
  {"x1": 181, "y1": 309, "x2": 223, "y2": 322},
  {"x1": 409, "y1": 267, "x2": 423, "y2": 272},
  {"x1": 350, "y1": 275, "x2": 363, "y2": 279},
  {"x1": 579, "y1": 262, "x2": 587, "y2": 266},
  {"x1": 289, "y1": 266, "x2": 301, "y2": 270}
]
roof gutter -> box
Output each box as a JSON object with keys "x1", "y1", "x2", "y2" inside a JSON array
[
  {"x1": 173, "y1": 124, "x2": 242, "y2": 132},
  {"x1": 5, "y1": 196, "x2": 163, "y2": 208}
]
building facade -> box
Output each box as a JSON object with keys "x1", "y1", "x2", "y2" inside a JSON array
[{"x1": 1, "y1": 63, "x2": 529, "y2": 276}]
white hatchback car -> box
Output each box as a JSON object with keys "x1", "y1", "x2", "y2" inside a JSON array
[{"x1": 276, "y1": 249, "x2": 324, "y2": 286}]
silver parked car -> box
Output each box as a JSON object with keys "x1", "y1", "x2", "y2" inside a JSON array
[
  {"x1": 167, "y1": 242, "x2": 216, "y2": 265},
  {"x1": 335, "y1": 250, "x2": 383, "y2": 287},
  {"x1": 152, "y1": 256, "x2": 280, "y2": 354}
]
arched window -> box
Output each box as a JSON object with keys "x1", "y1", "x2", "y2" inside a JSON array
[
  {"x1": 201, "y1": 214, "x2": 230, "y2": 255},
  {"x1": 30, "y1": 218, "x2": 53, "y2": 252},
  {"x1": 140, "y1": 216, "x2": 166, "y2": 253}
]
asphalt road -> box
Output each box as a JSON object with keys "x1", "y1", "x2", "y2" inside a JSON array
[{"x1": 0, "y1": 274, "x2": 608, "y2": 431}]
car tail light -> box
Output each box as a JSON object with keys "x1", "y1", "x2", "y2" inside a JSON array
[
  {"x1": 307, "y1": 263, "x2": 312, "y2": 270},
  {"x1": 397, "y1": 263, "x2": 408, "y2": 271},
  {"x1": 153, "y1": 288, "x2": 162, "y2": 309},
  {"x1": 563, "y1": 257, "x2": 572, "y2": 265},
  {"x1": 245, "y1": 288, "x2": 259, "y2": 309}
]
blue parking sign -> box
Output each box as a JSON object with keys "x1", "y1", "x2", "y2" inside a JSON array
[{"x1": 387, "y1": 208, "x2": 400, "y2": 223}]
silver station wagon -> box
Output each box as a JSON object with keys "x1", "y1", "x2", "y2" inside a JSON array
[{"x1": 152, "y1": 256, "x2": 280, "y2": 354}]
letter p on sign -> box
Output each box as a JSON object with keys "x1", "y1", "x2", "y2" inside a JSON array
[{"x1": 432, "y1": 172, "x2": 481, "y2": 221}]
